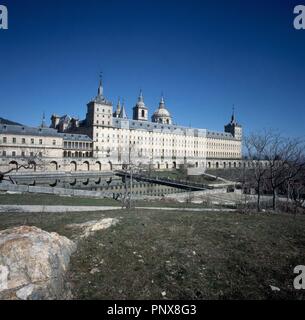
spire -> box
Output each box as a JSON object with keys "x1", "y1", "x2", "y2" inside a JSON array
[
  {"x1": 41, "y1": 112, "x2": 47, "y2": 128},
  {"x1": 119, "y1": 99, "x2": 128, "y2": 119},
  {"x1": 97, "y1": 72, "x2": 103, "y2": 97},
  {"x1": 117, "y1": 97, "x2": 121, "y2": 112},
  {"x1": 231, "y1": 105, "x2": 236, "y2": 124},
  {"x1": 159, "y1": 93, "x2": 165, "y2": 109},
  {"x1": 138, "y1": 89, "x2": 144, "y2": 103}
]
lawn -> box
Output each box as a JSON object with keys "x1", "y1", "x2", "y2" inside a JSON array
[
  {"x1": 147, "y1": 169, "x2": 220, "y2": 184},
  {"x1": 0, "y1": 193, "x2": 225, "y2": 209},
  {"x1": 0, "y1": 193, "x2": 120, "y2": 206},
  {"x1": 0, "y1": 208, "x2": 304, "y2": 300}
]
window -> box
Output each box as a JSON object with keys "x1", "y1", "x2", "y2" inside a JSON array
[
  {"x1": 39, "y1": 139, "x2": 43, "y2": 145},
  {"x1": 2, "y1": 151, "x2": 6, "y2": 156},
  {"x1": 3, "y1": 137, "x2": 7, "y2": 143},
  {"x1": 13, "y1": 137, "x2": 16, "y2": 144},
  {"x1": 30, "y1": 152, "x2": 34, "y2": 157},
  {"x1": 12, "y1": 151, "x2": 16, "y2": 157},
  {"x1": 21, "y1": 151, "x2": 25, "y2": 157},
  {"x1": 31, "y1": 138, "x2": 34, "y2": 144},
  {"x1": 53, "y1": 140, "x2": 56, "y2": 146}
]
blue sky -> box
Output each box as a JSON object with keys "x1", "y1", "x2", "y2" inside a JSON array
[{"x1": 0, "y1": 0, "x2": 304, "y2": 138}]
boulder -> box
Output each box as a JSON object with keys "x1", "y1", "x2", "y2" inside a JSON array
[{"x1": 0, "y1": 226, "x2": 76, "y2": 300}]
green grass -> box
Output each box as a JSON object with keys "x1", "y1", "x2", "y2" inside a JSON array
[
  {"x1": 149, "y1": 169, "x2": 219, "y2": 184},
  {"x1": 0, "y1": 209, "x2": 304, "y2": 299},
  {"x1": 0, "y1": 193, "x2": 231, "y2": 209},
  {"x1": 0, "y1": 193, "x2": 120, "y2": 206}
]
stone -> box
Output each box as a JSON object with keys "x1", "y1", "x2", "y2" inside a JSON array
[
  {"x1": 66, "y1": 218, "x2": 119, "y2": 238},
  {"x1": 0, "y1": 226, "x2": 76, "y2": 300}
]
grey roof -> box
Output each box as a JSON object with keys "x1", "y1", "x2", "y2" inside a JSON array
[
  {"x1": 60, "y1": 133, "x2": 92, "y2": 142},
  {"x1": 0, "y1": 118, "x2": 23, "y2": 126},
  {"x1": 0, "y1": 124, "x2": 92, "y2": 142},
  {"x1": 112, "y1": 117, "x2": 235, "y2": 139},
  {"x1": 206, "y1": 131, "x2": 234, "y2": 140},
  {"x1": 0, "y1": 124, "x2": 61, "y2": 137}
]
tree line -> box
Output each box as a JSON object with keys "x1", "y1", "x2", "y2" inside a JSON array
[{"x1": 243, "y1": 130, "x2": 305, "y2": 213}]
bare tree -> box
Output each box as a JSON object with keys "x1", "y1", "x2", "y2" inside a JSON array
[
  {"x1": 264, "y1": 135, "x2": 305, "y2": 211},
  {"x1": 288, "y1": 169, "x2": 305, "y2": 214},
  {"x1": 244, "y1": 130, "x2": 272, "y2": 212},
  {"x1": 0, "y1": 153, "x2": 42, "y2": 184},
  {"x1": 120, "y1": 142, "x2": 139, "y2": 209},
  {"x1": 245, "y1": 130, "x2": 305, "y2": 212}
]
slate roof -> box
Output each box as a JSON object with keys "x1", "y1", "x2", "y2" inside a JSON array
[
  {"x1": 112, "y1": 117, "x2": 235, "y2": 140},
  {"x1": 0, "y1": 118, "x2": 23, "y2": 126},
  {"x1": 0, "y1": 124, "x2": 60, "y2": 137},
  {"x1": 0, "y1": 124, "x2": 92, "y2": 142}
]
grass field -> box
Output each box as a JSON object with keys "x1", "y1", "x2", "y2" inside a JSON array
[
  {"x1": 0, "y1": 208, "x2": 304, "y2": 300},
  {"x1": 0, "y1": 193, "x2": 221, "y2": 209},
  {"x1": 148, "y1": 169, "x2": 219, "y2": 184}
]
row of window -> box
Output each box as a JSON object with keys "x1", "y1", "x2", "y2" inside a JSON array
[
  {"x1": 96, "y1": 121, "x2": 111, "y2": 125},
  {"x1": 207, "y1": 151, "x2": 240, "y2": 157},
  {"x1": 63, "y1": 151, "x2": 93, "y2": 158},
  {"x1": 96, "y1": 108, "x2": 111, "y2": 113},
  {"x1": 1, "y1": 151, "x2": 43, "y2": 157},
  {"x1": 1, "y1": 137, "x2": 57, "y2": 146},
  {"x1": 63, "y1": 141, "x2": 93, "y2": 149}
]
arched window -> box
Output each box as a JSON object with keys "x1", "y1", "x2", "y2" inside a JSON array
[
  {"x1": 70, "y1": 161, "x2": 77, "y2": 171},
  {"x1": 83, "y1": 161, "x2": 90, "y2": 171},
  {"x1": 50, "y1": 161, "x2": 58, "y2": 171},
  {"x1": 96, "y1": 161, "x2": 102, "y2": 171}
]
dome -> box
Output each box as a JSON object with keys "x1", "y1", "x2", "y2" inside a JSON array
[
  {"x1": 153, "y1": 96, "x2": 171, "y2": 117},
  {"x1": 153, "y1": 107, "x2": 171, "y2": 117},
  {"x1": 152, "y1": 96, "x2": 172, "y2": 124}
]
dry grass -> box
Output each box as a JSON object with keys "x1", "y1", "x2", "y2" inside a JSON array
[{"x1": 0, "y1": 209, "x2": 305, "y2": 299}]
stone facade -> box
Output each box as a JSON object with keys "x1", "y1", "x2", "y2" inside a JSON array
[{"x1": 0, "y1": 80, "x2": 243, "y2": 173}]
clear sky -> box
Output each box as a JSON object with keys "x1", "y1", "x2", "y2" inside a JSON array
[{"x1": 0, "y1": 0, "x2": 304, "y2": 138}]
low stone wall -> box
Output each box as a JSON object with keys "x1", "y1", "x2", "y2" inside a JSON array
[{"x1": 0, "y1": 183, "x2": 112, "y2": 199}]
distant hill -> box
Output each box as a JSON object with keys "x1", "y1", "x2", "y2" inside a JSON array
[{"x1": 0, "y1": 117, "x2": 23, "y2": 126}]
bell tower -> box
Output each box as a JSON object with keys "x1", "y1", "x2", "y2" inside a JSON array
[
  {"x1": 224, "y1": 106, "x2": 242, "y2": 140},
  {"x1": 133, "y1": 90, "x2": 148, "y2": 121},
  {"x1": 86, "y1": 74, "x2": 113, "y2": 129}
]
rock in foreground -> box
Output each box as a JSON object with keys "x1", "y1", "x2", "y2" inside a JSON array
[{"x1": 0, "y1": 226, "x2": 76, "y2": 300}]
